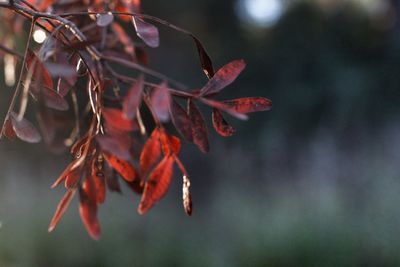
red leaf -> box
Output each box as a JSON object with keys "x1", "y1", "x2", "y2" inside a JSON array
[
  {"x1": 138, "y1": 156, "x2": 175, "y2": 214},
  {"x1": 150, "y1": 82, "x2": 171, "y2": 122},
  {"x1": 3, "y1": 118, "x2": 16, "y2": 140},
  {"x1": 26, "y1": 50, "x2": 53, "y2": 90},
  {"x1": 48, "y1": 188, "x2": 77, "y2": 232},
  {"x1": 102, "y1": 108, "x2": 137, "y2": 131},
  {"x1": 188, "y1": 99, "x2": 209, "y2": 153},
  {"x1": 64, "y1": 166, "x2": 83, "y2": 189},
  {"x1": 132, "y1": 17, "x2": 159, "y2": 48},
  {"x1": 96, "y1": 132, "x2": 132, "y2": 160},
  {"x1": 200, "y1": 59, "x2": 246, "y2": 96},
  {"x1": 9, "y1": 112, "x2": 41, "y2": 143},
  {"x1": 191, "y1": 35, "x2": 214, "y2": 79},
  {"x1": 103, "y1": 152, "x2": 138, "y2": 182},
  {"x1": 30, "y1": 86, "x2": 69, "y2": 111},
  {"x1": 169, "y1": 99, "x2": 193, "y2": 143},
  {"x1": 79, "y1": 187, "x2": 101, "y2": 240},
  {"x1": 212, "y1": 109, "x2": 236, "y2": 137},
  {"x1": 199, "y1": 98, "x2": 248, "y2": 120},
  {"x1": 123, "y1": 75, "x2": 144, "y2": 120},
  {"x1": 160, "y1": 132, "x2": 181, "y2": 155},
  {"x1": 140, "y1": 128, "x2": 162, "y2": 175},
  {"x1": 223, "y1": 97, "x2": 272, "y2": 113}
]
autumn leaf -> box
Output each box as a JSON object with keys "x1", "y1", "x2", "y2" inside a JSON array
[
  {"x1": 103, "y1": 152, "x2": 138, "y2": 182},
  {"x1": 199, "y1": 59, "x2": 246, "y2": 96},
  {"x1": 79, "y1": 188, "x2": 101, "y2": 240},
  {"x1": 9, "y1": 112, "x2": 41, "y2": 143},
  {"x1": 102, "y1": 108, "x2": 137, "y2": 132},
  {"x1": 212, "y1": 109, "x2": 236, "y2": 137},
  {"x1": 48, "y1": 188, "x2": 77, "y2": 232},
  {"x1": 160, "y1": 132, "x2": 181, "y2": 155},
  {"x1": 138, "y1": 156, "x2": 175, "y2": 214},
  {"x1": 150, "y1": 82, "x2": 171, "y2": 122},
  {"x1": 132, "y1": 17, "x2": 160, "y2": 48},
  {"x1": 223, "y1": 97, "x2": 272, "y2": 113},
  {"x1": 26, "y1": 50, "x2": 53, "y2": 90},
  {"x1": 188, "y1": 99, "x2": 209, "y2": 153},
  {"x1": 191, "y1": 35, "x2": 214, "y2": 79},
  {"x1": 96, "y1": 132, "x2": 132, "y2": 161},
  {"x1": 123, "y1": 75, "x2": 144, "y2": 120},
  {"x1": 169, "y1": 99, "x2": 193, "y2": 143},
  {"x1": 140, "y1": 128, "x2": 162, "y2": 175}
]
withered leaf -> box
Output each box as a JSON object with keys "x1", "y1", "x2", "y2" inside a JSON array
[
  {"x1": 132, "y1": 17, "x2": 160, "y2": 48},
  {"x1": 212, "y1": 109, "x2": 236, "y2": 137},
  {"x1": 169, "y1": 99, "x2": 193, "y2": 143},
  {"x1": 48, "y1": 188, "x2": 77, "y2": 232},
  {"x1": 138, "y1": 156, "x2": 175, "y2": 214},
  {"x1": 9, "y1": 112, "x2": 41, "y2": 143},
  {"x1": 150, "y1": 82, "x2": 171, "y2": 122},
  {"x1": 123, "y1": 75, "x2": 144, "y2": 120},
  {"x1": 200, "y1": 59, "x2": 246, "y2": 96},
  {"x1": 223, "y1": 97, "x2": 272, "y2": 113},
  {"x1": 103, "y1": 152, "x2": 138, "y2": 182},
  {"x1": 188, "y1": 99, "x2": 209, "y2": 153}
]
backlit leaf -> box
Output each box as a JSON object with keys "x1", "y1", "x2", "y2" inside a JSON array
[
  {"x1": 140, "y1": 128, "x2": 162, "y2": 175},
  {"x1": 48, "y1": 188, "x2": 77, "y2": 232},
  {"x1": 26, "y1": 50, "x2": 53, "y2": 90},
  {"x1": 138, "y1": 156, "x2": 174, "y2": 214},
  {"x1": 223, "y1": 97, "x2": 272, "y2": 113},
  {"x1": 103, "y1": 152, "x2": 138, "y2": 182},
  {"x1": 9, "y1": 112, "x2": 41, "y2": 143},
  {"x1": 96, "y1": 13, "x2": 114, "y2": 27},
  {"x1": 123, "y1": 75, "x2": 144, "y2": 120},
  {"x1": 150, "y1": 82, "x2": 171, "y2": 122},
  {"x1": 102, "y1": 108, "x2": 137, "y2": 132},
  {"x1": 212, "y1": 109, "x2": 236, "y2": 137},
  {"x1": 132, "y1": 17, "x2": 159, "y2": 48},
  {"x1": 200, "y1": 59, "x2": 246, "y2": 96},
  {"x1": 79, "y1": 187, "x2": 101, "y2": 240},
  {"x1": 160, "y1": 132, "x2": 181, "y2": 155},
  {"x1": 188, "y1": 99, "x2": 209, "y2": 153},
  {"x1": 169, "y1": 99, "x2": 193, "y2": 143},
  {"x1": 96, "y1": 132, "x2": 132, "y2": 160}
]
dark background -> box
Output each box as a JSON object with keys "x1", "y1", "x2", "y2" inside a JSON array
[{"x1": 2, "y1": 0, "x2": 400, "y2": 266}]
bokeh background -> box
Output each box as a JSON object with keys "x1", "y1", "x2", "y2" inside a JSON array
[{"x1": 2, "y1": 0, "x2": 400, "y2": 266}]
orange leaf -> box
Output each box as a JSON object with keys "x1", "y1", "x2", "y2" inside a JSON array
[
  {"x1": 140, "y1": 128, "x2": 162, "y2": 175},
  {"x1": 160, "y1": 132, "x2": 181, "y2": 156},
  {"x1": 102, "y1": 108, "x2": 137, "y2": 132},
  {"x1": 48, "y1": 188, "x2": 77, "y2": 232},
  {"x1": 103, "y1": 152, "x2": 138, "y2": 182},
  {"x1": 138, "y1": 156, "x2": 175, "y2": 214},
  {"x1": 79, "y1": 187, "x2": 101, "y2": 240}
]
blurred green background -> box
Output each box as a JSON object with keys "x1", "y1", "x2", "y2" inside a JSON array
[{"x1": 2, "y1": 0, "x2": 400, "y2": 266}]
